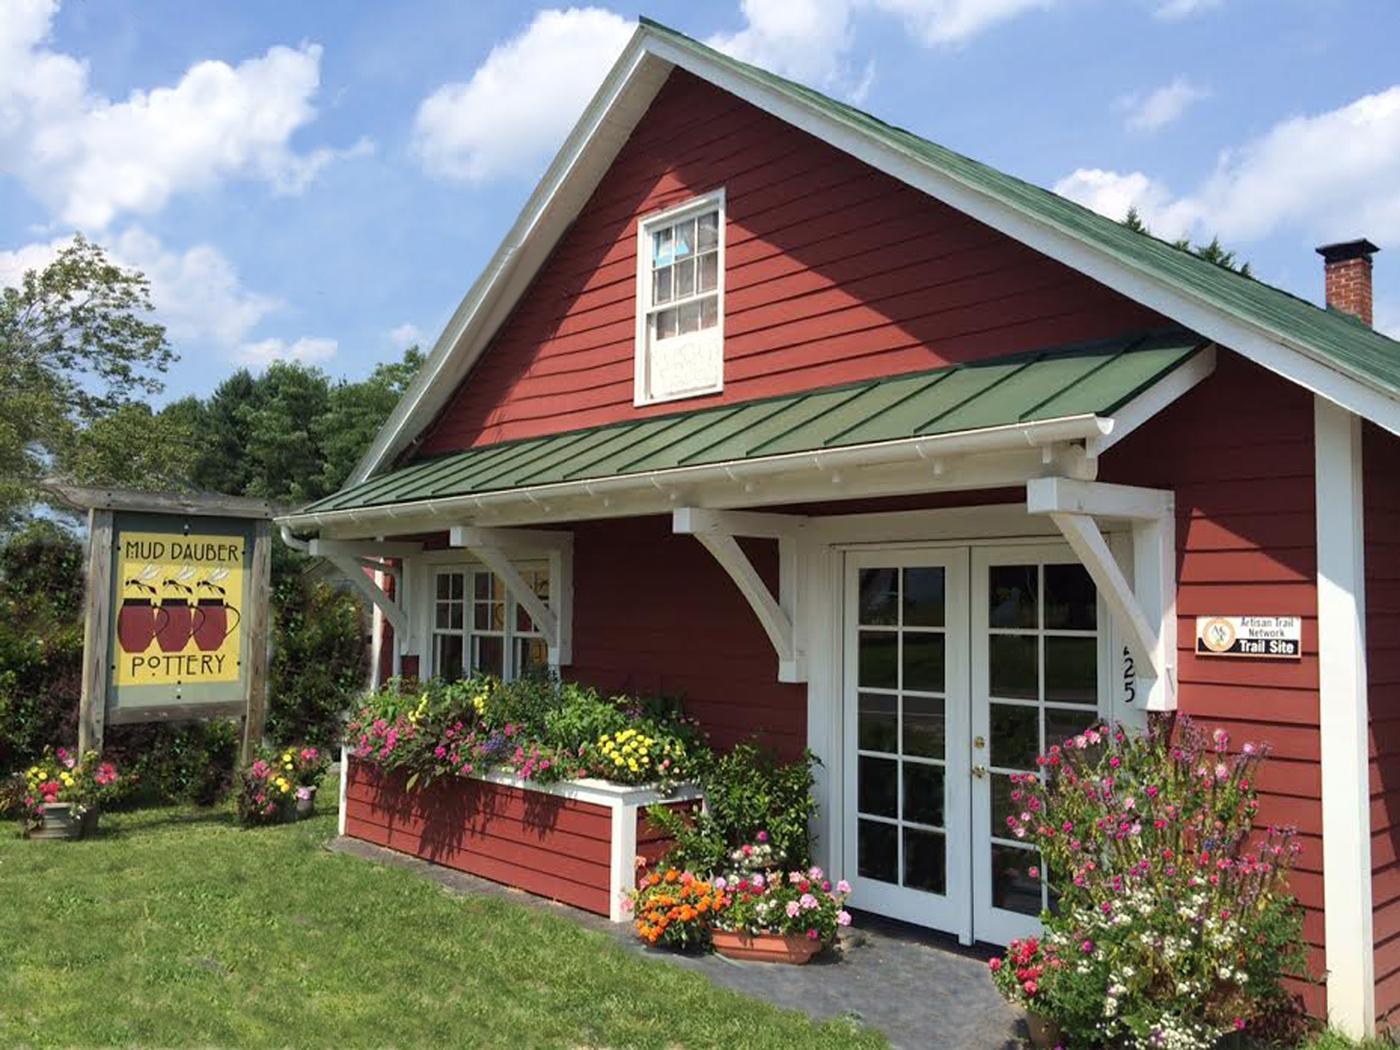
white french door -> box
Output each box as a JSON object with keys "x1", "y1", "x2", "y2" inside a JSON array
[
  {"x1": 842, "y1": 543, "x2": 1109, "y2": 946},
  {"x1": 842, "y1": 549, "x2": 971, "y2": 937}
]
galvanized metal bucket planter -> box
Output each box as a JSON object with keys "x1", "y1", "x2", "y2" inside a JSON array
[
  {"x1": 27, "y1": 802, "x2": 86, "y2": 840},
  {"x1": 294, "y1": 787, "x2": 317, "y2": 820},
  {"x1": 1024, "y1": 1012, "x2": 1062, "y2": 1050},
  {"x1": 711, "y1": 929, "x2": 823, "y2": 964}
]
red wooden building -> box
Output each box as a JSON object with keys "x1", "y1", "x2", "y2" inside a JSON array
[{"x1": 278, "y1": 20, "x2": 1400, "y2": 1036}]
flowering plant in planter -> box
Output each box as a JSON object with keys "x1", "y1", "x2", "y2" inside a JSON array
[
  {"x1": 235, "y1": 751, "x2": 297, "y2": 825},
  {"x1": 20, "y1": 747, "x2": 121, "y2": 832},
  {"x1": 714, "y1": 855, "x2": 852, "y2": 945},
  {"x1": 628, "y1": 867, "x2": 728, "y2": 950},
  {"x1": 345, "y1": 674, "x2": 706, "y2": 793},
  {"x1": 986, "y1": 718, "x2": 1306, "y2": 1049}
]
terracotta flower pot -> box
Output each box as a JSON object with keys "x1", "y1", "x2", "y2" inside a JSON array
[
  {"x1": 28, "y1": 802, "x2": 84, "y2": 840},
  {"x1": 712, "y1": 929, "x2": 823, "y2": 964},
  {"x1": 1025, "y1": 1011, "x2": 1062, "y2": 1050}
]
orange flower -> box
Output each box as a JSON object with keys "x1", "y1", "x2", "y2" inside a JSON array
[{"x1": 664, "y1": 869, "x2": 679, "y2": 884}]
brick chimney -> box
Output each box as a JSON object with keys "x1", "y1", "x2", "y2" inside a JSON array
[{"x1": 1316, "y1": 238, "x2": 1379, "y2": 326}]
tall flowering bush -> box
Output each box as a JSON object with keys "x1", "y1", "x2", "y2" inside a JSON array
[{"x1": 987, "y1": 719, "x2": 1306, "y2": 1048}]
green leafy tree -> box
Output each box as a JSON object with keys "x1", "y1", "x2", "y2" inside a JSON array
[
  {"x1": 0, "y1": 235, "x2": 175, "y2": 527},
  {"x1": 1119, "y1": 209, "x2": 1252, "y2": 277}
]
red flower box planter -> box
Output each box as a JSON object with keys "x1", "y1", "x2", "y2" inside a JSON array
[
  {"x1": 711, "y1": 930, "x2": 824, "y2": 964},
  {"x1": 343, "y1": 758, "x2": 700, "y2": 920}
]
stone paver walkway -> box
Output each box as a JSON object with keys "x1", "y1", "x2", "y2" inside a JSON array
[{"x1": 329, "y1": 837, "x2": 1024, "y2": 1049}]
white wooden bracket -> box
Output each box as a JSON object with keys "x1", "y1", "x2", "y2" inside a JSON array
[
  {"x1": 324, "y1": 554, "x2": 410, "y2": 639},
  {"x1": 673, "y1": 507, "x2": 807, "y2": 683},
  {"x1": 449, "y1": 525, "x2": 574, "y2": 665},
  {"x1": 1026, "y1": 477, "x2": 1177, "y2": 712}
]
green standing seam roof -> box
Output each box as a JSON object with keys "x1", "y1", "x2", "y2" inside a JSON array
[
  {"x1": 635, "y1": 17, "x2": 1400, "y2": 402},
  {"x1": 303, "y1": 329, "x2": 1206, "y2": 515}
]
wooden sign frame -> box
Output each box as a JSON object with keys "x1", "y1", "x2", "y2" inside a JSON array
[{"x1": 46, "y1": 482, "x2": 278, "y2": 763}]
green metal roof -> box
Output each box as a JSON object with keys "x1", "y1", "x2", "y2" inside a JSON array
[
  {"x1": 304, "y1": 330, "x2": 1205, "y2": 514},
  {"x1": 638, "y1": 17, "x2": 1400, "y2": 402}
]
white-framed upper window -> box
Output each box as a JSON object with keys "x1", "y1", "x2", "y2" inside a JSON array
[
  {"x1": 431, "y1": 567, "x2": 550, "y2": 682},
  {"x1": 634, "y1": 188, "x2": 725, "y2": 406}
]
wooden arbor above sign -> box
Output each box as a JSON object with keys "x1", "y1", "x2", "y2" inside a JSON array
[{"x1": 42, "y1": 481, "x2": 279, "y2": 760}]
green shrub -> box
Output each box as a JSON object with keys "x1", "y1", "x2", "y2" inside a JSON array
[
  {"x1": 267, "y1": 569, "x2": 368, "y2": 750},
  {"x1": 103, "y1": 719, "x2": 241, "y2": 807},
  {"x1": 648, "y1": 742, "x2": 819, "y2": 874}
]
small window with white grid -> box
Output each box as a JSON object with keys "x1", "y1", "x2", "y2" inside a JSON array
[
  {"x1": 635, "y1": 189, "x2": 725, "y2": 405},
  {"x1": 431, "y1": 567, "x2": 552, "y2": 682}
]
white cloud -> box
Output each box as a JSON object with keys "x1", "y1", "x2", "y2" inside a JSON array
[
  {"x1": 0, "y1": 227, "x2": 277, "y2": 348},
  {"x1": 411, "y1": 8, "x2": 635, "y2": 182},
  {"x1": 708, "y1": 0, "x2": 860, "y2": 94},
  {"x1": 1119, "y1": 77, "x2": 1208, "y2": 133},
  {"x1": 871, "y1": 0, "x2": 1054, "y2": 47},
  {"x1": 1154, "y1": 0, "x2": 1222, "y2": 19},
  {"x1": 1056, "y1": 86, "x2": 1400, "y2": 245},
  {"x1": 237, "y1": 336, "x2": 338, "y2": 367},
  {"x1": 0, "y1": 0, "x2": 364, "y2": 228},
  {"x1": 388, "y1": 322, "x2": 424, "y2": 349}
]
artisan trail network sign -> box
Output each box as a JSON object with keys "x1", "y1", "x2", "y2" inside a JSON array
[{"x1": 1195, "y1": 615, "x2": 1302, "y2": 660}]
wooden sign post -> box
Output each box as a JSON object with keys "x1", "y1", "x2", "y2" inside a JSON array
[{"x1": 46, "y1": 482, "x2": 277, "y2": 763}]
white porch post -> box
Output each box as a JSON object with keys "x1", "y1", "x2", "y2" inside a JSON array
[{"x1": 1315, "y1": 395, "x2": 1374, "y2": 1036}]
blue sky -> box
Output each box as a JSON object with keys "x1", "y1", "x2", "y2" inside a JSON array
[{"x1": 2, "y1": 0, "x2": 1398, "y2": 402}]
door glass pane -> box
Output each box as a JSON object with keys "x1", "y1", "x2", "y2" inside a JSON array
[
  {"x1": 1045, "y1": 637, "x2": 1097, "y2": 703},
  {"x1": 858, "y1": 756, "x2": 897, "y2": 818},
  {"x1": 903, "y1": 828, "x2": 947, "y2": 894},
  {"x1": 902, "y1": 567, "x2": 945, "y2": 627},
  {"x1": 1044, "y1": 564, "x2": 1096, "y2": 630},
  {"x1": 989, "y1": 565, "x2": 1038, "y2": 628},
  {"x1": 858, "y1": 820, "x2": 897, "y2": 883},
  {"x1": 1045, "y1": 706, "x2": 1098, "y2": 750},
  {"x1": 903, "y1": 633, "x2": 945, "y2": 693},
  {"x1": 858, "y1": 631, "x2": 898, "y2": 689},
  {"x1": 990, "y1": 773, "x2": 1023, "y2": 836},
  {"x1": 990, "y1": 703, "x2": 1039, "y2": 769},
  {"x1": 989, "y1": 634, "x2": 1038, "y2": 699},
  {"x1": 858, "y1": 692, "x2": 897, "y2": 753},
  {"x1": 992, "y1": 844, "x2": 1042, "y2": 916},
  {"x1": 902, "y1": 763, "x2": 944, "y2": 827},
  {"x1": 858, "y1": 569, "x2": 898, "y2": 625},
  {"x1": 902, "y1": 694, "x2": 945, "y2": 758}
]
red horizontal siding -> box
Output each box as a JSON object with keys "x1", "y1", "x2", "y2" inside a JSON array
[
  {"x1": 413, "y1": 69, "x2": 1163, "y2": 456},
  {"x1": 1101, "y1": 352, "x2": 1322, "y2": 1017},
  {"x1": 344, "y1": 760, "x2": 614, "y2": 916},
  {"x1": 1366, "y1": 421, "x2": 1400, "y2": 1028}
]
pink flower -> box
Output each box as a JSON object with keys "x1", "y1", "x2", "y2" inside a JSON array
[
  {"x1": 799, "y1": 893, "x2": 819, "y2": 910},
  {"x1": 836, "y1": 880, "x2": 851, "y2": 894},
  {"x1": 785, "y1": 900, "x2": 801, "y2": 918},
  {"x1": 837, "y1": 910, "x2": 852, "y2": 926},
  {"x1": 807, "y1": 928, "x2": 820, "y2": 941},
  {"x1": 989, "y1": 957, "x2": 1002, "y2": 972},
  {"x1": 755, "y1": 830, "x2": 769, "y2": 843}
]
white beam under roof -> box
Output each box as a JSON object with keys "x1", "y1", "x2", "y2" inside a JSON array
[
  {"x1": 673, "y1": 507, "x2": 807, "y2": 683},
  {"x1": 449, "y1": 526, "x2": 575, "y2": 666},
  {"x1": 1027, "y1": 477, "x2": 1177, "y2": 713},
  {"x1": 325, "y1": 555, "x2": 409, "y2": 638}
]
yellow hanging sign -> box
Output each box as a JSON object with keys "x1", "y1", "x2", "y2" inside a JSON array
[{"x1": 112, "y1": 531, "x2": 246, "y2": 686}]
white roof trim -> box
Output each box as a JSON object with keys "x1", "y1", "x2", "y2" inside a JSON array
[{"x1": 357, "y1": 26, "x2": 1398, "y2": 485}]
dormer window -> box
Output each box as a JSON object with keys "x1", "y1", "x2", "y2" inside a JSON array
[{"x1": 634, "y1": 189, "x2": 725, "y2": 405}]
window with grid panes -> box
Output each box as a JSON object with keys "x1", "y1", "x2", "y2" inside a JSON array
[
  {"x1": 635, "y1": 191, "x2": 724, "y2": 405},
  {"x1": 430, "y1": 568, "x2": 551, "y2": 681}
]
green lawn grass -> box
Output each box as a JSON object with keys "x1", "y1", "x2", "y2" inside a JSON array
[{"x1": 0, "y1": 786, "x2": 883, "y2": 1049}]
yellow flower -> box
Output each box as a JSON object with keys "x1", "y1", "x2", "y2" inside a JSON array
[
  {"x1": 37, "y1": 771, "x2": 46, "y2": 782},
  {"x1": 613, "y1": 756, "x2": 624, "y2": 766},
  {"x1": 627, "y1": 759, "x2": 639, "y2": 772}
]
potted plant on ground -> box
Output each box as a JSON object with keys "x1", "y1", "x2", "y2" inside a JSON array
[
  {"x1": 235, "y1": 752, "x2": 295, "y2": 825},
  {"x1": 281, "y1": 746, "x2": 328, "y2": 818},
  {"x1": 707, "y1": 835, "x2": 851, "y2": 964},
  {"x1": 628, "y1": 867, "x2": 728, "y2": 951},
  {"x1": 20, "y1": 747, "x2": 121, "y2": 839}
]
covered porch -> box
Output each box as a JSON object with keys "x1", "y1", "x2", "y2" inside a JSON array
[{"x1": 277, "y1": 331, "x2": 1206, "y2": 946}]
